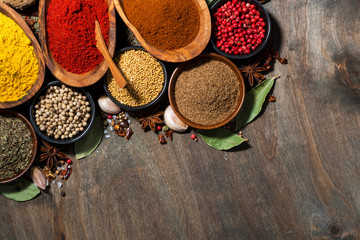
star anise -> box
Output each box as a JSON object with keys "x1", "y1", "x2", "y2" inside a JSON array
[
  {"x1": 240, "y1": 62, "x2": 270, "y2": 87},
  {"x1": 39, "y1": 140, "x2": 68, "y2": 169},
  {"x1": 137, "y1": 111, "x2": 164, "y2": 131}
]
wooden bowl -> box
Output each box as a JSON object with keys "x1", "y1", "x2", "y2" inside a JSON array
[
  {"x1": 29, "y1": 81, "x2": 96, "y2": 144},
  {"x1": 0, "y1": 2, "x2": 45, "y2": 109},
  {"x1": 38, "y1": 0, "x2": 116, "y2": 87},
  {"x1": 0, "y1": 110, "x2": 38, "y2": 184},
  {"x1": 168, "y1": 53, "x2": 245, "y2": 129},
  {"x1": 114, "y1": 0, "x2": 211, "y2": 63}
]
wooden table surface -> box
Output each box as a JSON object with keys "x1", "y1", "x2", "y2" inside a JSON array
[{"x1": 1, "y1": 0, "x2": 360, "y2": 239}]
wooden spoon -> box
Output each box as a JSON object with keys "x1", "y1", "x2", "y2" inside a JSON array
[
  {"x1": 95, "y1": 20, "x2": 126, "y2": 88},
  {"x1": 114, "y1": 0, "x2": 211, "y2": 63}
]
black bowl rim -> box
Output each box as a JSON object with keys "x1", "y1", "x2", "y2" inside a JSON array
[
  {"x1": 209, "y1": 0, "x2": 271, "y2": 59},
  {"x1": 103, "y1": 46, "x2": 168, "y2": 112},
  {"x1": 29, "y1": 80, "x2": 96, "y2": 145}
]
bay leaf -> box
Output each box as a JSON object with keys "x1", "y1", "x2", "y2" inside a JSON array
[
  {"x1": 75, "y1": 116, "x2": 103, "y2": 160},
  {"x1": 198, "y1": 128, "x2": 244, "y2": 150},
  {"x1": 235, "y1": 76, "x2": 276, "y2": 131},
  {"x1": 0, "y1": 178, "x2": 40, "y2": 202}
]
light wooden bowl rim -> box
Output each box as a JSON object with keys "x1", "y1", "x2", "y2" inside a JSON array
[
  {"x1": 168, "y1": 53, "x2": 245, "y2": 130},
  {"x1": 38, "y1": 0, "x2": 117, "y2": 87},
  {"x1": 0, "y1": 110, "x2": 38, "y2": 184},
  {"x1": 0, "y1": 2, "x2": 45, "y2": 109},
  {"x1": 114, "y1": 0, "x2": 211, "y2": 63}
]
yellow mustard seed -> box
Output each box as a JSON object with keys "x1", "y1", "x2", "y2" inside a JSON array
[{"x1": 106, "y1": 50, "x2": 164, "y2": 107}]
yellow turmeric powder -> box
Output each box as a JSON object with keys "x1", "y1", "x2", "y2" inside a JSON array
[{"x1": 0, "y1": 12, "x2": 38, "y2": 102}]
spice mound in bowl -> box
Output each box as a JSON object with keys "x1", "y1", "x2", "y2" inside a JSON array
[
  {"x1": 210, "y1": 0, "x2": 271, "y2": 59},
  {"x1": 30, "y1": 81, "x2": 95, "y2": 144},
  {"x1": 0, "y1": 12, "x2": 39, "y2": 103},
  {"x1": 169, "y1": 53, "x2": 245, "y2": 129},
  {"x1": 104, "y1": 47, "x2": 167, "y2": 111},
  {"x1": 122, "y1": 0, "x2": 200, "y2": 51},
  {"x1": 0, "y1": 110, "x2": 37, "y2": 183}
]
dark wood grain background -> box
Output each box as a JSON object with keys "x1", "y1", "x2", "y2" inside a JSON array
[{"x1": 1, "y1": 0, "x2": 359, "y2": 239}]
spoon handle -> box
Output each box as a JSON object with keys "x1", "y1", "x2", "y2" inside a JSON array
[{"x1": 95, "y1": 20, "x2": 127, "y2": 88}]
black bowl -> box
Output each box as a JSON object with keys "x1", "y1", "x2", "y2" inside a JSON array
[
  {"x1": 29, "y1": 81, "x2": 95, "y2": 144},
  {"x1": 210, "y1": 0, "x2": 271, "y2": 59},
  {"x1": 104, "y1": 46, "x2": 168, "y2": 112}
]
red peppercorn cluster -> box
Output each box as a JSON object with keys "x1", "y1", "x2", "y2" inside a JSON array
[{"x1": 213, "y1": 0, "x2": 266, "y2": 55}]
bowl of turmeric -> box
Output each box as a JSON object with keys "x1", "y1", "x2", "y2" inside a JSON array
[{"x1": 0, "y1": 2, "x2": 45, "y2": 109}]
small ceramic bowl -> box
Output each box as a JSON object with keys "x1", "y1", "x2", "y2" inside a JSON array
[
  {"x1": 104, "y1": 46, "x2": 168, "y2": 111},
  {"x1": 168, "y1": 53, "x2": 245, "y2": 130},
  {"x1": 29, "y1": 81, "x2": 95, "y2": 144},
  {"x1": 0, "y1": 110, "x2": 38, "y2": 184},
  {"x1": 210, "y1": 0, "x2": 271, "y2": 59}
]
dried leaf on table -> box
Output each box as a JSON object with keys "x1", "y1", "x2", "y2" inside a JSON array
[
  {"x1": 198, "y1": 128, "x2": 245, "y2": 150},
  {"x1": 75, "y1": 117, "x2": 103, "y2": 160},
  {"x1": 235, "y1": 76, "x2": 277, "y2": 131},
  {"x1": 0, "y1": 178, "x2": 40, "y2": 202}
]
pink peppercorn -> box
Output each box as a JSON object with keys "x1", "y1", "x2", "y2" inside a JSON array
[{"x1": 213, "y1": 0, "x2": 266, "y2": 55}]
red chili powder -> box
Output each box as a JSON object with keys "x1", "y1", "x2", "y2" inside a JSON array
[{"x1": 47, "y1": 0, "x2": 109, "y2": 74}]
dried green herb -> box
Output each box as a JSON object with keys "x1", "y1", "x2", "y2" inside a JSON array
[
  {"x1": 75, "y1": 117, "x2": 103, "y2": 160},
  {"x1": 197, "y1": 128, "x2": 244, "y2": 150},
  {"x1": 0, "y1": 178, "x2": 40, "y2": 201},
  {"x1": 0, "y1": 115, "x2": 33, "y2": 179},
  {"x1": 235, "y1": 76, "x2": 276, "y2": 131}
]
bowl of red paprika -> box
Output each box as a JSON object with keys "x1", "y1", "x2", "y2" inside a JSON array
[
  {"x1": 210, "y1": 0, "x2": 271, "y2": 59},
  {"x1": 38, "y1": 0, "x2": 117, "y2": 87}
]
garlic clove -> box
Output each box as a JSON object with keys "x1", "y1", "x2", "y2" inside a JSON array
[
  {"x1": 98, "y1": 95, "x2": 121, "y2": 114},
  {"x1": 164, "y1": 105, "x2": 188, "y2": 132},
  {"x1": 30, "y1": 166, "x2": 48, "y2": 190}
]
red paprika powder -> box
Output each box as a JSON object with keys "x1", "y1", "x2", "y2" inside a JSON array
[
  {"x1": 47, "y1": 0, "x2": 109, "y2": 74},
  {"x1": 122, "y1": 0, "x2": 200, "y2": 51}
]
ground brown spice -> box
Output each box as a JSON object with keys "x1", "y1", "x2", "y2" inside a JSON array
[
  {"x1": 122, "y1": 0, "x2": 200, "y2": 50},
  {"x1": 175, "y1": 59, "x2": 240, "y2": 125}
]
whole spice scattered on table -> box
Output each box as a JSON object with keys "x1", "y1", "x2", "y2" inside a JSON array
[
  {"x1": 122, "y1": 0, "x2": 200, "y2": 50},
  {"x1": 103, "y1": 112, "x2": 133, "y2": 140},
  {"x1": 213, "y1": 0, "x2": 267, "y2": 55},
  {"x1": 240, "y1": 61, "x2": 270, "y2": 86},
  {"x1": 34, "y1": 84, "x2": 91, "y2": 139},
  {"x1": 0, "y1": 115, "x2": 33, "y2": 179},
  {"x1": 0, "y1": 12, "x2": 38, "y2": 102},
  {"x1": 107, "y1": 49, "x2": 164, "y2": 107},
  {"x1": 175, "y1": 59, "x2": 240, "y2": 125},
  {"x1": 137, "y1": 111, "x2": 164, "y2": 132},
  {"x1": 38, "y1": 139, "x2": 73, "y2": 181},
  {"x1": 47, "y1": 0, "x2": 109, "y2": 74}
]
